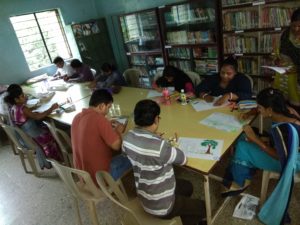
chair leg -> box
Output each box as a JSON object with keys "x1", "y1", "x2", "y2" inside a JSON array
[
  {"x1": 18, "y1": 151, "x2": 29, "y2": 173},
  {"x1": 10, "y1": 140, "x2": 18, "y2": 155},
  {"x1": 260, "y1": 171, "x2": 270, "y2": 206},
  {"x1": 27, "y1": 150, "x2": 39, "y2": 177},
  {"x1": 86, "y1": 201, "x2": 99, "y2": 225},
  {"x1": 73, "y1": 197, "x2": 83, "y2": 225}
]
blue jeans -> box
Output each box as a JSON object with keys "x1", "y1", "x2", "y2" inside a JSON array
[{"x1": 109, "y1": 154, "x2": 131, "y2": 180}]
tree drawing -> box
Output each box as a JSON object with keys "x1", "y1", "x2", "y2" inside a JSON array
[{"x1": 201, "y1": 140, "x2": 218, "y2": 154}]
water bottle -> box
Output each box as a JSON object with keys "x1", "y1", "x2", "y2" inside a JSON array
[
  {"x1": 162, "y1": 88, "x2": 170, "y2": 105},
  {"x1": 180, "y1": 89, "x2": 187, "y2": 105}
]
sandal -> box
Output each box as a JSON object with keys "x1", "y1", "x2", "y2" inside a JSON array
[{"x1": 221, "y1": 185, "x2": 249, "y2": 198}]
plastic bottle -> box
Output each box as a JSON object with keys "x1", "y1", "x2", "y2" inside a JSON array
[
  {"x1": 162, "y1": 88, "x2": 170, "y2": 105},
  {"x1": 180, "y1": 89, "x2": 187, "y2": 105}
]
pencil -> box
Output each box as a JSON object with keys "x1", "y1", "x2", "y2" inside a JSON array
[{"x1": 175, "y1": 132, "x2": 178, "y2": 141}]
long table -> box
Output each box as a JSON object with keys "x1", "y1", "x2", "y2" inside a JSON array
[{"x1": 47, "y1": 86, "x2": 245, "y2": 224}]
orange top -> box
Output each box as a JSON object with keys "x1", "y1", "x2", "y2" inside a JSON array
[{"x1": 71, "y1": 108, "x2": 119, "y2": 182}]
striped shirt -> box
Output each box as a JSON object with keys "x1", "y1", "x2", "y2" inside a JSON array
[{"x1": 122, "y1": 128, "x2": 186, "y2": 216}]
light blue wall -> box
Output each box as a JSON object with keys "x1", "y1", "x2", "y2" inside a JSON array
[
  {"x1": 94, "y1": 0, "x2": 183, "y2": 73},
  {"x1": 0, "y1": 0, "x2": 98, "y2": 84}
]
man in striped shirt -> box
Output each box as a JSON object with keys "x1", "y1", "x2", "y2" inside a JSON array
[{"x1": 122, "y1": 99, "x2": 206, "y2": 225}]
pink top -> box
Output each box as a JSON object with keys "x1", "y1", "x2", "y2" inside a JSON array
[{"x1": 10, "y1": 104, "x2": 27, "y2": 126}]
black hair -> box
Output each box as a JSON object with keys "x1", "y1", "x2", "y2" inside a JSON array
[
  {"x1": 89, "y1": 89, "x2": 113, "y2": 107},
  {"x1": 53, "y1": 56, "x2": 64, "y2": 64},
  {"x1": 291, "y1": 8, "x2": 300, "y2": 23},
  {"x1": 257, "y1": 88, "x2": 299, "y2": 120},
  {"x1": 101, "y1": 63, "x2": 116, "y2": 73},
  {"x1": 4, "y1": 84, "x2": 23, "y2": 105},
  {"x1": 70, "y1": 59, "x2": 83, "y2": 68},
  {"x1": 221, "y1": 55, "x2": 238, "y2": 71},
  {"x1": 161, "y1": 65, "x2": 193, "y2": 92},
  {"x1": 134, "y1": 99, "x2": 160, "y2": 127}
]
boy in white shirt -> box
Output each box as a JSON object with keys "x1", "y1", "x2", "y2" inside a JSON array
[{"x1": 53, "y1": 56, "x2": 74, "y2": 78}]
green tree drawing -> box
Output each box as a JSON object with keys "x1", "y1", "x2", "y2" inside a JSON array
[{"x1": 201, "y1": 140, "x2": 218, "y2": 154}]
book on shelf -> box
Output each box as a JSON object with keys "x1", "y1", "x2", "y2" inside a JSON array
[
  {"x1": 262, "y1": 7, "x2": 295, "y2": 28},
  {"x1": 222, "y1": 0, "x2": 253, "y2": 7},
  {"x1": 193, "y1": 47, "x2": 217, "y2": 58},
  {"x1": 170, "y1": 60, "x2": 192, "y2": 71},
  {"x1": 261, "y1": 33, "x2": 281, "y2": 53},
  {"x1": 195, "y1": 60, "x2": 218, "y2": 75},
  {"x1": 223, "y1": 10, "x2": 258, "y2": 31},
  {"x1": 167, "y1": 30, "x2": 214, "y2": 44},
  {"x1": 237, "y1": 58, "x2": 258, "y2": 75},
  {"x1": 168, "y1": 48, "x2": 191, "y2": 59},
  {"x1": 223, "y1": 35, "x2": 258, "y2": 54}
]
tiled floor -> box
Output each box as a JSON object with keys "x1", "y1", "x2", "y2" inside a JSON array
[{"x1": 0, "y1": 142, "x2": 299, "y2": 225}]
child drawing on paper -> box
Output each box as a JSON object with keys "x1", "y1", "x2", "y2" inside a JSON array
[{"x1": 201, "y1": 139, "x2": 218, "y2": 154}]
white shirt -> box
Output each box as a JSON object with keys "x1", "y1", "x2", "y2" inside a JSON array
[{"x1": 54, "y1": 62, "x2": 74, "y2": 77}]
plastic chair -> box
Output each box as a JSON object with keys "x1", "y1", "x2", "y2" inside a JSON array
[
  {"x1": 185, "y1": 71, "x2": 201, "y2": 86},
  {"x1": 123, "y1": 68, "x2": 142, "y2": 88},
  {"x1": 43, "y1": 120, "x2": 73, "y2": 167},
  {"x1": 48, "y1": 159, "x2": 104, "y2": 225},
  {"x1": 96, "y1": 171, "x2": 182, "y2": 225},
  {"x1": 91, "y1": 68, "x2": 97, "y2": 78},
  {"x1": 0, "y1": 123, "x2": 40, "y2": 176}
]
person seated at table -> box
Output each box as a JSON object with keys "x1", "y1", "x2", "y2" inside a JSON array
[
  {"x1": 222, "y1": 88, "x2": 300, "y2": 198},
  {"x1": 4, "y1": 84, "x2": 62, "y2": 168},
  {"x1": 89, "y1": 63, "x2": 127, "y2": 92},
  {"x1": 122, "y1": 99, "x2": 206, "y2": 225},
  {"x1": 71, "y1": 89, "x2": 131, "y2": 183},
  {"x1": 195, "y1": 56, "x2": 252, "y2": 106},
  {"x1": 52, "y1": 56, "x2": 74, "y2": 78},
  {"x1": 64, "y1": 59, "x2": 94, "y2": 82},
  {"x1": 153, "y1": 65, "x2": 194, "y2": 93}
]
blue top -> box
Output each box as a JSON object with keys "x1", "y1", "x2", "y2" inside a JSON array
[{"x1": 195, "y1": 72, "x2": 252, "y2": 101}]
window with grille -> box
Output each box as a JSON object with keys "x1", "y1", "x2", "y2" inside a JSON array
[{"x1": 10, "y1": 10, "x2": 72, "y2": 71}]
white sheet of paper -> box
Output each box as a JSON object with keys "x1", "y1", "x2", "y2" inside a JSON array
[
  {"x1": 116, "y1": 118, "x2": 127, "y2": 125},
  {"x1": 178, "y1": 137, "x2": 223, "y2": 160},
  {"x1": 33, "y1": 101, "x2": 56, "y2": 113},
  {"x1": 200, "y1": 112, "x2": 245, "y2": 132},
  {"x1": 233, "y1": 194, "x2": 259, "y2": 220},
  {"x1": 261, "y1": 66, "x2": 291, "y2": 74},
  {"x1": 191, "y1": 96, "x2": 228, "y2": 112}
]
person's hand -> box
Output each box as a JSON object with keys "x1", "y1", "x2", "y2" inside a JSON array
[
  {"x1": 203, "y1": 95, "x2": 214, "y2": 103},
  {"x1": 214, "y1": 94, "x2": 229, "y2": 106},
  {"x1": 63, "y1": 75, "x2": 69, "y2": 82},
  {"x1": 243, "y1": 125, "x2": 257, "y2": 142},
  {"x1": 50, "y1": 103, "x2": 59, "y2": 111}
]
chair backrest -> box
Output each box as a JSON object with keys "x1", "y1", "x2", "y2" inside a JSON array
[
  {"x1": 49, "y1": 159, "x2": 103, "y2": 201},
  {"x1": 244, "y1": 74, "x2": 253, "y2": 90},
  {"x1": 43, "y1": 120, "x2": 73, "y2": 167},
  {"x1": 123, "y1": 69, "x2": 142, "y2": 87},
  {"x1": 1, "y1": 123, "x2": 37, "y2": 151},
  {"x1": 91, "y1": 68, "x2": 97, "y2": 77},
  {"x1": 185, "y1": 71, "x2": 201, "y2": 86}
]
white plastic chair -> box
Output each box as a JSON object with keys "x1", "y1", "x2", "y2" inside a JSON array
[
  {"x1": 48, "y1": 159, "x2": 104, "y2": 225},
  {"x1": 43, "y1": 120, "x2": 73, "y2": 167},
  {"x1": 123, "y1": 68, "x2": 142, "y2": 88},
  {"x1": 91, "y1": 68, "x2": 97, "y2": 78},
  {"x1": 0, "y1": 123, "x2": 40, "y2": 176},
  {"x1": 96, "y1": 171, "x2": 182, "y2": 225},
  {"x1": 185, "y1": 71, "x2": 201, "y2": 86}
]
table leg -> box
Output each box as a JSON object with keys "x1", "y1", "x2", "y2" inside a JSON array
[{"x1": 204, "y1": 175, "x2": 212, "y2": 225}]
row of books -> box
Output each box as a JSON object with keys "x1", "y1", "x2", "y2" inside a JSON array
[
  {"x1": 169, "y1": 60, "x2": 192, "y2": 71},
  {"x1": 193, "y1": 47, "x2": 217, "y2": 58},
  {"x1": 223, "y1": 10, "x2": 258, "y2": 31},
  {"x1": 237, "y1": 58, "x2": 258, "y2": 75},
  {"x1": 165, "y1": 5, "x2": 215, "y2": 25},
  {"x1": 168, "y1": 48, "x2": 191, "y2": 59},
  {"x1": 167, "y1": 30, "x2": 214, "y2": 44},
  {"x1": 130, "y1": 55, "x2": 163, "y2": 66},
  {"x1": 139, "y1": 11, "x2": 157, "y2": 27},
  {"x1": 222, "y1": 0, "x2": 252, "y2": 7},
  {"x1": 261, "y1": 7, "x2": 295, "y2": 28},
  {"x1": 194, "y1": 60, "x2": 218, "y2": 75},
  {"x1": 261, "y1": 33, "x2": 281, "y2": 53},
  {"x1": 223, "y1": 35, "x2": 258, "y2": 54}
]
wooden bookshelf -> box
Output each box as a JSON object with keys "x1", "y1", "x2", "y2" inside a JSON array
[
  {"x1": 221, "y1": 0, "x2": 300, "y2": 94},
  {"x1": 159, "y1": 0, "x2": 222, "y2": 76},
  {"x1": 119, "y1": 8, "x2": 164, "y2": 88}
]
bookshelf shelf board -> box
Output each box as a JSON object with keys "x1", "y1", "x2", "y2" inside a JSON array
[
  {"x1": 126, "y1": 50, "x2": 162, "y2": 55},
  {"x1": 169, "y1": 57, "x2": 191, "y2": 61},
  {"x1": 165, "y1": 43, "x2": 217, "y2": 48},
  {"x1": 224, "y1": 53, "x2": 272, "y2": 56},
  {"x1": 130, "y1": 63, "x2": 147, "y2": 66},
  {"x1": 223, "y1": 26, "x2": 288, "y2": 34},
  {"x1": 125, "y1": 39, "x2": 160, "y2": 44},
  {"x1": 166, "y1": 20, "x2": 215, "y2": 28},
  {"x1": 194, "y1": 57, "x2": 218, "y2": 60}
]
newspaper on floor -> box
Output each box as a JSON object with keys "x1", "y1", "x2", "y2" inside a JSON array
[{"x1": 233, "y1": 194, "x2": 259, "y2": 220}]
